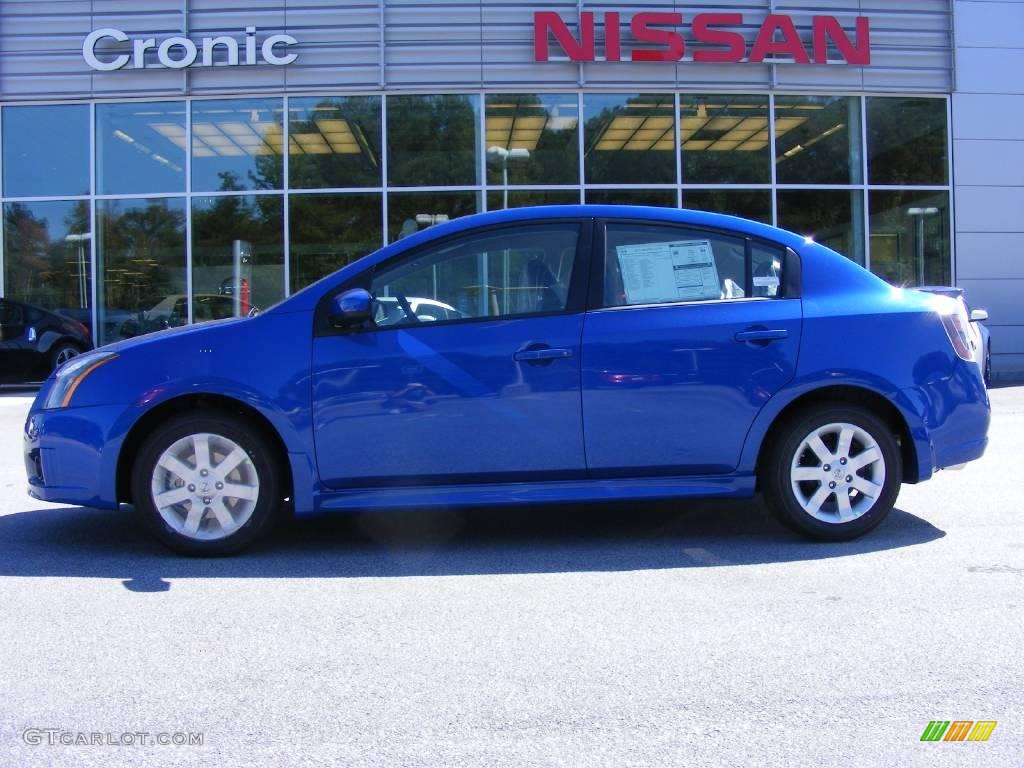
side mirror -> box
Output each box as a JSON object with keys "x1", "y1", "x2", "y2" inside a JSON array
[
  {"x1": 969, "y1": 308, "x2": 988, "y2": 323},
  {"x1": 330, "y1": 288, "x2": 374, "y2": 328}
]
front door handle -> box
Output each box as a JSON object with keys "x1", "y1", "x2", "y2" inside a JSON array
[
  {"x1": 514, "y1": 346, "x2": 573, "y2": 363},
  {"x1": 734, "y1": 328, "x2": 789, "y2": 344}
]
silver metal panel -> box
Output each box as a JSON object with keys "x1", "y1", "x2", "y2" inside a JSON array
[{"x1": 1, "y1": 0, "x2": 952, "y2": 100}]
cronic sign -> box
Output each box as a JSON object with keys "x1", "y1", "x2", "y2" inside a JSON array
[{"x1": 83, "y1": 27, "x2": 298, "y2": 71}]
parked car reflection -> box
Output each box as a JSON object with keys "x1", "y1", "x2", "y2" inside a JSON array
[
  {"x1": 0, "y1": 298, "x2": 93, "y2": 384},
  {"x1": 119, "y1": 294, "x2": 235, "y2": 339}
]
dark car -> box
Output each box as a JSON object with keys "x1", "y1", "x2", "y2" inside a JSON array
[{"x1": 0, "y1": 298, "x2": 93, "y2": 384}]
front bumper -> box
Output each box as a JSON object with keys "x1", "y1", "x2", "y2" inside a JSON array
[{"x1": 24, "y1": 403, "x2": 128, "y2": 509}]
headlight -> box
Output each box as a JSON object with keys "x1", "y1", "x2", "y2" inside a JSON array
[{"x1": 44, "y1": 352, "x2": 118, "y2": 409}]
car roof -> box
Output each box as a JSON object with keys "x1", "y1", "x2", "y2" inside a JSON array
[
  {"x1": 395, "y1": 205, "x2": 808, "y2": 252},
  {"x1": 275, "y1": 205, "x2": 812, "y2": 314}
]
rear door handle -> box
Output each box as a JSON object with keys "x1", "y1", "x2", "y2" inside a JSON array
[
  {"x1": 514, "y1": 347, "x2": 573, "y2": 362},
  {"x1": 734, "y1": 328, "x2": 789, "y2": 343}
]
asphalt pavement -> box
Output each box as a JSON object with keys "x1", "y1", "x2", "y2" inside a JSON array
[{"x1": 0, "y1": 387, "x2": 1021, "y2": 767}]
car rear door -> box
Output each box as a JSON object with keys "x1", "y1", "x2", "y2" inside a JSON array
[
  {"x1": 581, "y1": 220, "x2": 802, "y2": 476},
  {"x1": 311, "y1": 220, "x2": 591, "y2": 488}
]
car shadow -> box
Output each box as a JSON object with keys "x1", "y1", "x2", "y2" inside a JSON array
[{"x1": 0, "y1": 497, "x2": 944, "y2": 591}]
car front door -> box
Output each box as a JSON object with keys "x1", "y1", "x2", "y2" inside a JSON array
[
  {"x1": 581, "y1": 220, "x2": 802, "y2": 476},
  {"x1": 312, "y1": 221, "x2": 590, "y2": 488}
]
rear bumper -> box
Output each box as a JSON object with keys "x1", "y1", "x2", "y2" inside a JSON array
[
  {"x1": 24, "y1": 404, "x2": 127, "y2": 509},
  {"x1": 899, "y1": 358, "x2": 990, "y2": 481}
]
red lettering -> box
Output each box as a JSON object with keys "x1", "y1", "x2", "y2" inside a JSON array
[
  {"x1": 533, "y1": 11, "x2": 596, "y2": 62},
  {"x1": 692, "y1": 13, "x2": 745, "y2": 63},
  {"x1": 749, "y1": 14, "x2": 810, "y2": 64},
  {"x1": 812, "y1": 15, "x2": 870, "y2": 65},
  {"x1": 605, "y1": 12, "x2": 621, "y2": 62},
  {"x1": 630, "y1": 12, "x2": 684, "y2": 62}
]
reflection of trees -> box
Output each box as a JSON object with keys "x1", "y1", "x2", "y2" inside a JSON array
[
  {"x1": 388, "y1": 95, "x2": 478, "y2": 185},
  {"x1": 866, "y1": 99, "x2": 947, "y2": 185},
  {"x1": 774, "y1": 97, "x2": 855, "y2": 185},
  {"x1": 288, "y1": 97, "x2": 382, "y2": 189},
  {"x1": 99, "y1": 200, "x2": 186, "y2": 311},
  {"x1": 486, "y1": 95, "x2": 578, "y2": 186},
  {"x1": 290, "y1": 195, "x2": 381, "y2": 292},
  {"x1": 3, "y1": 200, "x2": 89, "y2": 311},
  {"x1": 192, "y1": 195, "x2": 282, "y2": 307},
  {"x1": 583, "y1": 95, "x2": 675, "y2": 184}
]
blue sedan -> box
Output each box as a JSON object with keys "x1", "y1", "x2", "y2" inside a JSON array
[{"x1": 24, "y1": 206, "x2": 990, "y2": 555}]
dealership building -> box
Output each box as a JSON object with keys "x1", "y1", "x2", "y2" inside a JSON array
[{"x1": 0, "y1": 1, "x2": 1021, "y2": 378}]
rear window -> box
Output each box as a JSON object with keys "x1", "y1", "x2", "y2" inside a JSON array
[{"x1": 603, "y1": 223, "x2": 784, "y2": 307}]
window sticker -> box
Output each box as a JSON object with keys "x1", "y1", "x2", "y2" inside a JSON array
[
  {"x1": 616, "y1": 239, "x2": 721, "y2": 304},
  {"x1": 753, "y1": 275, "x2": 780, "y2": 289}
]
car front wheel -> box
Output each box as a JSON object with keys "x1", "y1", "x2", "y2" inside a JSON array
[
  {"x1": 131, "y1": 413, "x2": 280, "y2": 555},
  {"x1": 763, "y1": 405, "x2": 902, "y2": 541},
  {"x1": 50, "y1": 343, "x2": 80, "y2": 371}
]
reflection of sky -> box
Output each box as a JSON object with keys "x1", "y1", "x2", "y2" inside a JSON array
[{"x1": 2, "y1": 105, "x2": 90, "y2": 197}]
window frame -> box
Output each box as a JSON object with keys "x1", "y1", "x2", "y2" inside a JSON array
[
  {"x1": 314, "y1": 218, "x2": 594, "y2": 336},
  {"x1": 588, "y1": 218, "x2": 799, "y2": 312}
]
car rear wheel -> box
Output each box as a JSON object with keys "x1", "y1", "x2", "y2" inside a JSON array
[
  {"x1": 763, "y1": 405, "x2": 902, "y2": 541},
  {"x1": 131, "y1": 413, "x2": 280, "y2": 556}
]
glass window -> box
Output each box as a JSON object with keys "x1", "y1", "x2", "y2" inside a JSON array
[
  {"x1": 682, "y1": 190, "x2": 771, "y2": 224},
  {"x1": 2, "y1": 201, "x2": 92, "y2": 328},
  {"x1": 192, "y1": 195, "x2": 284, "y2": 318},
  {"x1": 370, "y1": 223, "x2": 579, "y2": 326},
  {"x1": 583, "y1": 94, "x2": 676, "y2": 185},
  {"x1": 869, "y1": 190, "x2": 950, "y2": 286},
  {"x1": 96, "y1": 198, "x2": 187, "y2": 346},
  {"x1": 485, "y1": 94, "x2": 579, "y2": 186},
  {"x1": 680, "y1": 95, "x2": 770, "y2": 183},
  {"x1": 96, "y1": 102, "x2": 186, "y2": 194},
  {"x1": 751, "y1": 241, "x2": 785, "y2": 298},
  {"x1": 585, "y1": 190, "x2": 676, "y2": 207},
  {"x1": 289, "y1": 96, "x2": 382, "y2": 189},
  {"x1": 867, "y1": 98, "x2": 948, "y2": 185},
  {"x1": 2, "y1": 105, "x2": 89, "y2": 197},
  {"x1": 775, "y1": 96, "x2": 862, "y2": 185},
  {"x1": 387, "y1": 191, "x2": 480, "y2": 243},
  {"x1": 777, "y1": 190, "x2": 864, "y2": 264},
  {"x1": 191, "y1": 99, "x2": 284, "y2": 192},
  {"x1": 386, "y1": 95, "x2": 479, "y2": 187},
  {"x1": 289, "y1": 194, "x2": 383, "y2": 293},
  {"x1": 487, "y1": 190, "x2": 580, "y2": 210},
  {"x1": 603, "y1": 224, "x2": 756, "y2": 307}
]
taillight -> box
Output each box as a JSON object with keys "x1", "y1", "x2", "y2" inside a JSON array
[{"x1": 936, "y1": 296, "x2": 976, "y2": 362}]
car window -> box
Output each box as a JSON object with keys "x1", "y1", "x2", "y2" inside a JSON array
[
  {"x1": 750, "y1": 241, "x2": 784, "y2": 298},
  {"x1": 370, "y1": 223, "x2": 579, "y2": 328},
  {"x1": 603, "y1": 223, "x2": 785, "y2": 307}
]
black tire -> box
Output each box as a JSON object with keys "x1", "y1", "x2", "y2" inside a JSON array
[
  {"x1": 762, "y1": 404, "x2": 902, "y2": 541},
  {"x1": 49, "y1": 342, "x2": 80, "y2": 371},
  {"x1": 131, "y1": 412, "x2": 280, "y2": 556}
]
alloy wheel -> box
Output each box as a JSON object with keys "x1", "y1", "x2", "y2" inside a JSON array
[
  {"x1": 789, "y1": 422, "x2": 886, "y2": 524},
  {"x1": 150, "y1": 432, "x2": 260, "y2": 541}
]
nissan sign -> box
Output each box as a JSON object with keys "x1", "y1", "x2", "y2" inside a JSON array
[{"x1": 534, "y1": 12, "x2": 870, "y2": 65}]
